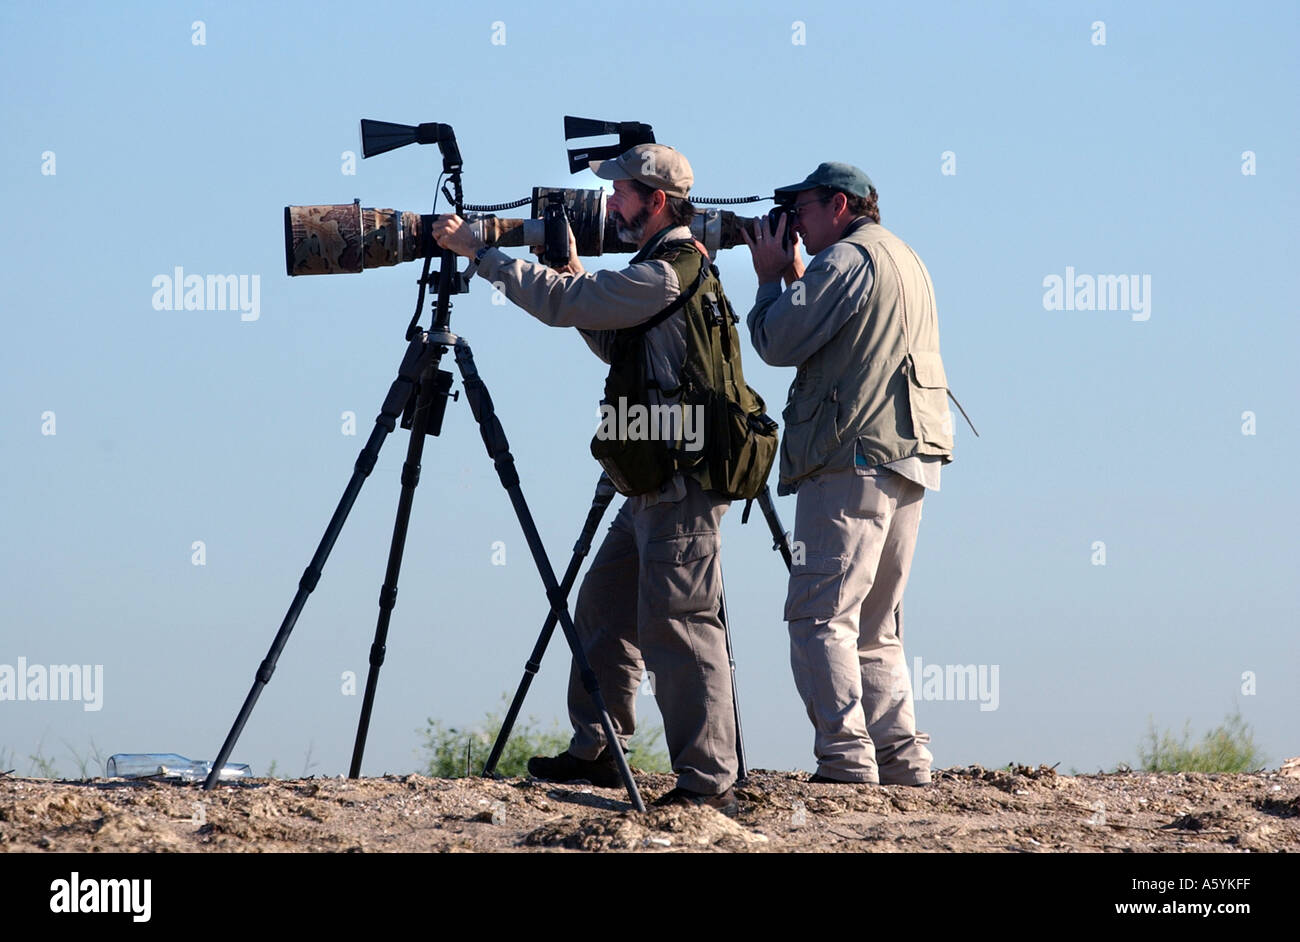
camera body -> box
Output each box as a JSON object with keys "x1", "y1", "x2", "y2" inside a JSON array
[
  {"x1": 766, "y1": 197, "x2": 798, "y2": 251},
  {"x1": 539, "y1": 191, "x2": 572, "y2": 268}
]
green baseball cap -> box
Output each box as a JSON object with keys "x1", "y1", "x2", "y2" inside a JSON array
[{"x1": 775, "y1": 161, "x2": 875, "y2": 200}]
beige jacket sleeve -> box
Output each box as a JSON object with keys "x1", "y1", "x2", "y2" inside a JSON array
[{"x1": 473, "y1": 249, "x2": 680, "y2": 331}]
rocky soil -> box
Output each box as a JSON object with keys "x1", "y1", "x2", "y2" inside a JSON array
[{"x1": 3, "y1": 762, "x2": 1297, "y2": 853}]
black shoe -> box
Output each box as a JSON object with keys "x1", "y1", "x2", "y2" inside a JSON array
[
  {"x1": 527, "y1": 749, "x2": 622, "y2": 788},
  {"x1": 652, "y1": 786, "x2": 740, "y2": 818},
  {"x1": 808, "y1": 772, "x2": 876, "y2": 785}
]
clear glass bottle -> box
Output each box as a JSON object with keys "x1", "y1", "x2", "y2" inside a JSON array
[{"x1": 105, "y1": 754, "x2": 251, "y2": 782}]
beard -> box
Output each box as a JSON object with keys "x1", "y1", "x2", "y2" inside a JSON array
[{"x1": 611, "y1": 205, "x2": 651, "y2": 244}]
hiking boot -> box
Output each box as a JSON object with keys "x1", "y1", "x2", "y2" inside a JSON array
[
  {"x1": 526, "y1": 748, "x2": 622, "y2": 788},
  {"x1": 652, "y1": 786, "x2": 739, "y2": 818}
]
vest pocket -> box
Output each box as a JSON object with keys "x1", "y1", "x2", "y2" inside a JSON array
[
  {"x1": 905, "y1": 352, "x2": 953, "y2": 449},
  {"x1": 781, "y1": 388, "x2": 842, "y2": 472}
]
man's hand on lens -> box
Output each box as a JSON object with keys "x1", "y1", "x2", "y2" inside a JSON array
[
  {"x1": 429, "y1": 214, "x2": 485, "y2": 259},
  {"x1": 741, "y1": 215, "x2": 802, "y2": 285}
]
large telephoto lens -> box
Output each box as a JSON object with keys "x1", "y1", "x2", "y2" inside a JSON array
[
  {"x1": 284, "y1": 201, "x2": 430, "y2": 276},
  {"x1": 284, "y1": 192, "x2": 771, "y2": 276}
]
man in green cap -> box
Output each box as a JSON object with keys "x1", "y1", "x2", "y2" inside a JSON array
[
  {"x1": 430, "y1": 144, "x2": 742, "y2": 815},
  {"x1": 741, "y1": 162, "x2": 962, "y2": 786}
]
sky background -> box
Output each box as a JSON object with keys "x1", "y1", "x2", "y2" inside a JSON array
[{"x1": 1, "y1": 0, "x2": 1296, "y2": 781}]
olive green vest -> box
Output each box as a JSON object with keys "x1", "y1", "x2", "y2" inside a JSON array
[
  {"x1": 778, "y1": 221, "x2": 954, "y2": 491},
  {"x1": 592, "y1": 239, "x2": 777, "y2": 499}
]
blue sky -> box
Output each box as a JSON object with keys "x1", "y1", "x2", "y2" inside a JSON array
[{"x1": 1, "y1": 0, "x2": 1296, "y2": 780}]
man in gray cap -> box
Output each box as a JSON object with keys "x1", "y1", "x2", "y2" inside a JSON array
[
  {"x1": 430, "y1": 144, "x2": 742, "y2": 815},
  {"x1": 741, "y1": 162, "x2": 963, "y2": 786}
]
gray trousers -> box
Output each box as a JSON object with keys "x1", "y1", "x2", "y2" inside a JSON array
[
  {"x1": 565, "y1": 473, "x2": 737, "y2": 795},
  {"x1": 785, "y1": 467, "x2": 933, "y2": 784}
]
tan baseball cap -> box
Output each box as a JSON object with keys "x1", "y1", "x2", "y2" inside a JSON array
[{"x1": 589, "y1": 143, "x2": 693, "y2": 198}]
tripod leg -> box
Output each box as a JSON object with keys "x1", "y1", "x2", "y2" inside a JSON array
[
  {"x1": 717, "y1": 571, "x2": 747, "y2": 782},
  {"x1": 482, "y1": 473, "x2": 617, "y2": 777},
  {"x1": 757, "y1": 485, "x2": 794, "y2": 572},
  {"x1": 706, "y1": 483, "x2": 787, "y2": 787},
  {"x1": 348, "y1": 347, "x2": 450, "y2": 778},
  {"x1": 204, "y1": 335, "x2": 432, "y2": 791},
  {"x1": 453, "y1": 339, "x2": 645, "y2": 811}
]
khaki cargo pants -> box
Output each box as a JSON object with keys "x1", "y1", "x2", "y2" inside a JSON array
[
  {"x1": 786, "y1": 466, "x2": 933, "y2": 784},
  {"x1": 565, "y1": 473, "x2": 737, "y2": 795}
]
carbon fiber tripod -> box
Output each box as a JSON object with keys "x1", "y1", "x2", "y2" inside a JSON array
[{"x1": 204, "y1": 137, "x2": 647, "y2": 810}]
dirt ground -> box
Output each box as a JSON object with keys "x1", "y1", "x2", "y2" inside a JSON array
[{"x1": 2, "y1": 761, "x2": 1297, "y2": 853}]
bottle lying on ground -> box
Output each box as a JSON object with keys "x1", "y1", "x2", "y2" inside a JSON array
[{"x1": 105, "y1": 753, "x2": 251, "y2": 782}]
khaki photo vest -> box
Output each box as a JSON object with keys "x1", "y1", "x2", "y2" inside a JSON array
[{"x1": 779, "y1": 221, "x2": 955, "y2": 490}]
